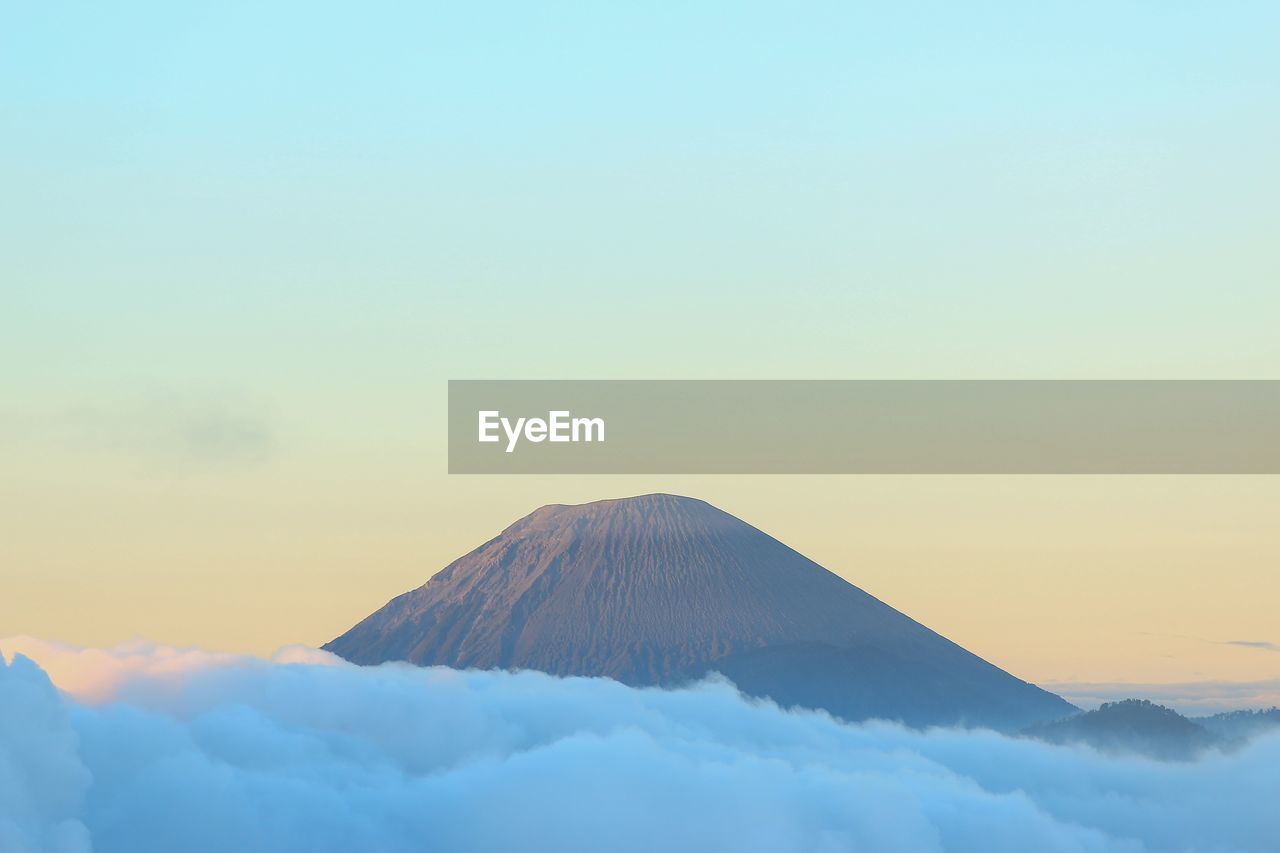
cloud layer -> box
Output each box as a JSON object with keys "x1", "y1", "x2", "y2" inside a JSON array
[{"x1": 2, "y1": 638, "x2": 1278, "y2": 853}]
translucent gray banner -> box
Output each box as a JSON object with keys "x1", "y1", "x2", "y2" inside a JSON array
[{"x1": 448, "y1": 381, "x2": 1280, "y2": 474}]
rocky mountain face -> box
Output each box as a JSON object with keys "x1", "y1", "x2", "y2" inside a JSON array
[{"x1": 325, "y1": 494, "x2": 1074, "y2": 730}]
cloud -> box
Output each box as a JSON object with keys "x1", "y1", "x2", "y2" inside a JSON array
[
  {"x1": 0, "y1": 636, "x2": 250, "y2": 704},
  {"x1": 0, "y1": 654, "x2": 91, "y2": 853},
  {"x1": 1224, "y1": 640, "x2": 1280, "y2": 653},
  {"x1": 1137, "y1": 632, "x2": 1280, "y2": 657},
  {"x1": 3, "y1": 639, "x2": 1280, "y2": 853},
  {"x1": 42, "y1": 391, "x2": 276, "y2": 467}
]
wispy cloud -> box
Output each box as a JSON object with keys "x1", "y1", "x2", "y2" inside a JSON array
[
  {"x1": 1046, "y1": 678, "x2": 1280, "y2": 716},
  {"x1": 1137, "y1": 632, "x2": 1280, "y2": 657},
  {"x1": 41, "y1": 390, "x2": 277, "y2": 468},
  {"x1": 1224, "y1": 640, "x2": 1280, "y2": 652}
]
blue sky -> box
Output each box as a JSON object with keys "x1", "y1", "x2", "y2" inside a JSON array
[
  {"x1": 2, "y1": 2, "x2": 1278, "y2": 678},
  {"x1": 6, "y1": 1, "x2": 1278, "y2": 386}
]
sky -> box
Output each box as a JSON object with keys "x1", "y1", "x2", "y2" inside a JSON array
[{"x1": 2, "y1": 2, "x2": 1279, "y2": 688}]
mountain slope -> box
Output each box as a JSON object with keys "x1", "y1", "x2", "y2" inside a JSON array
[
  {"x1": 1194, "y1": 708, "x2": 1280, "y2": 742},
  {"x1": 1024, "y1": 699, "x2": 1217, "y2": 760},
  {"x1": 324, "y1": 494, "x2": 1074, "y2": 730}
]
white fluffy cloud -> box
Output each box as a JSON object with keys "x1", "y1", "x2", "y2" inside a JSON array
[
  {"x1": 0, "y1": 654, "x2": 91, "y2": 853},
  {"x1": 2, "y1": 638, "x2": 1278, "y2": 853}
]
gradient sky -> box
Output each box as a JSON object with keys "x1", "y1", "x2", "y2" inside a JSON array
[{"x1": 3, "y1": 2, "x2": 1278, "y2": 687}]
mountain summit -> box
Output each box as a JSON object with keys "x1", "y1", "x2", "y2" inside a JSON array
[{"x1": 324, "y1": 494, "x2": 1073, "y2": 730}]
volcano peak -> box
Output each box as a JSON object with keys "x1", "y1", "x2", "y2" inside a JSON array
[{"x1": 325, "y1": 495, "x2": 1073, "y2": 730}]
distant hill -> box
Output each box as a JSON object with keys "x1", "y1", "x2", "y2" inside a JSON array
[
  {"x1": 1194, "y1": 707, "x2": 1280, "y2": 742},
  {"x1": 1024, "y1": 699, "x2": 1216, "y2": 760},
  {"x1": 325, "y1": 494, "x2": 1075, "y2": 731}
]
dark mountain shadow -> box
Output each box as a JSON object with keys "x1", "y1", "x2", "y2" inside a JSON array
[
  {"x1": 1193, "y1": 707, "x2": 1280, "y2": 743},
  {"x1": 1023, "y1": 699, "x2": 1217, "y2": 760}
]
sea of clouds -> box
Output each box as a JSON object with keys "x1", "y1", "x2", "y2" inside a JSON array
[{"x1": 2, "y1": 637, "x2": 1277, "y2": 853}]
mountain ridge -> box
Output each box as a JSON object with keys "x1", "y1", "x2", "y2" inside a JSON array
[
  {"x1": 325, "y1": 493, "x2": 1075, "y2": 730},
  {"x1": 1024, "y1": 699, "x2": 1218, "y2": 760}
]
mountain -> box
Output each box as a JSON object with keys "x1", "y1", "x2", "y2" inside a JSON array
[
  {"x1": 1024, "y1": 699, "x2": 1216, "y2": 760},
  {"x1": 1194, "y1": 708, "x2": 1280, "y2": 742},
  {"x1": 324, "y1": 494, "x2": 1074, "y2": 730}
]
